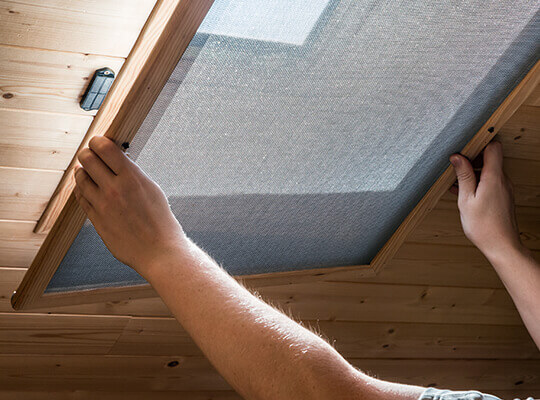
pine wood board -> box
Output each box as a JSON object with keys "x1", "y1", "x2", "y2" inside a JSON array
[
  {"x1": 353, "y1": 359, "x2": 540, "y2": 393},
  {"x1": 0, "y1": 223, "x2": 44, "y2": 268},
  {"x1": 110, "y1": 316, "x2": 539, "y2": 360},
  {"x1": 497, "y1": 105, "x2": 540, "y2": 161},
  {"x1": 0, "y1": 268, "x2": 523, "y2": 325},
  {"x1": 0, "y1": 354, "x2": 232, "y2": 392},
  {"x1": 0, "y1": 355, "x2": 537, "y2": 393},
  {"x1": 326, "y1": 243, "x2": 506, "y2": 289},
  {"x1": 0, "y1": 311, "x2": 537, "y2": 359},
  {"x1": 317, "y1": 320, "x2": 539, "y2": 360},
  {"x1": 502, "y1": 157, "x2": 540, "y2": 187},
  {"x1": 441, "y1": 184, "x2": 540, "y2": 208},
  {"x1": 0, "y1": 312, "x2": 128, "y2": 354},
  {"x1": 0, "y1": 0, "x2": 156, "y2": 57},
  {"x1": 0, "y1": 109, "x2": 92, "y2": 170},
  {"x1": 407, "y1": 206, "x2": 540, "y2": 250},
  {"x1": 0, "y1": 392, "x2": 243, "y2": 400},
  {"x1": 0, "y1": 166, "x2": 63, "y2": 220},
  {"x1": 256, "y1": 281, "x2": 521, "y2": 326},
  {"x1": 0, "y1": 45, "x2": 124, "y2": 115}
]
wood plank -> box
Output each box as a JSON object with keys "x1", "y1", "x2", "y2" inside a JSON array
[
  {"x1": 0, "y1": 313, "x2": 128, "y2": 354},
  {"x1": 441, "y1": 184, "x2": 540, "y2": 208},
  {"x1": 328, "y1": 243, "x2": 506, "y2": 289},
  {"x1": 503, "y1": 157, "x2": 540, "y2": 187},
  {"x1": 0, "y1": 268, "x2": 25, "y2": 307},
  {"x1": 408, "y1": 205, "x2": 540, "y2": 250},
  {"x1": 354, "y1": 359, "x2": 540, "y2": 394},
  {"x1": 0, "y1": 268, "x2": 523, "y2": 325},
  {"x1": 12, "y1": 0, "x2": 216, "y2": 310},
  {"x1": 370, "y1": 61, "x2": 540, "y2": 272},
  {"x1": 0, "y1": 355, "x2": 537, "y2": 393},
  {"x1": 0, "y1": 311, "x2": 536, "y2": 359},
  {"x1": 510, "y1": 184, "x2": 540, "y2": 208},
  {"x1": 0, "y1": 109, "x2": 92, "y2": 169},
  {"x1": 0, "y1": 45, "x2": 124, "y2": 115},
  {"x1": 0, "y1": 391, "x2": 243, "y2": 400},
  {"x1": 0, "y1": 355, "x2": 232, "y2": 392},
  {"x1": 109, "y1": 316, "x2": 538, "y2": 360},
  {"x1": 0, "y1": 0, "x2": 156, "y2": 57},
  {"x1": 0, "y1": 167, "x2": 63, "y2": 220},
  {"x1": 257, "y1": 281, "x2": 521, "y2": 326},
  {"x1": 497, "y1": 105, "x2": 540, "y2": 161},
  {"x1": 0, "y1": 223, "x2": 44, "y2": 268},
  {"x1": 319, "y1": 320, "x2": 539, "y2": 360},
  {"x1": 1, "y1": 228, "x2": 534, "y2": 292}
]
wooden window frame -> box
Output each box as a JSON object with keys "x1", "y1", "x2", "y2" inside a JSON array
[{"x1": 10, "y1": 0, "x2": 540, "y2": 309}]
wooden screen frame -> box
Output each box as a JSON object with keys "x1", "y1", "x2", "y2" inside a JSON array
[{"x1": 11, "y1": 0, "x2": 540, "y2": 309}]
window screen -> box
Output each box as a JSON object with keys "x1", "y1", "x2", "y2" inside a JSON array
[{"x1": 46, "y1": 0, "x2": 540, "y2": 293}]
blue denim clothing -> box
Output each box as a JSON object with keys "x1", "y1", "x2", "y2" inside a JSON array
[{"x1": 419, "y1": 388, "x2": 534, "y2": 400}]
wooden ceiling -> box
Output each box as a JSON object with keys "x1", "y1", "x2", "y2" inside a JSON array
[
  {"x1": 0, "y1": 1, "x2": 539, "y2": 398},
  {"x1": 0, "y1": 0, "x2": 157, "y2": 266}
]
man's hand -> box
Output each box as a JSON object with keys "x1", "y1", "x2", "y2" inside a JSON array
[
  {"x1": 450, "y1": 141, "x2": 540, "y2": 349},
  {"x1": 73, "y1": 136, "x2": 186, "y2": 276},
  {"x1": 73, "y1": 136, "x2": 427, "y2": 400},
  {"x1": 449, "y1": 141, "x2": 523, "y2": 259}
]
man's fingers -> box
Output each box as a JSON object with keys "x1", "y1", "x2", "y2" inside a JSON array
[
  {"x1": 450, "y1": 154, "x2": 477, "y2": 199},
  {"x1": 480, "y1": 141, "x2": 504, "y2": 181},
  {"x1": 74, "y1": 185, "x2": 96, "y2": 218},
  {"x1": 74, "y1": 167, "x2": 100, "y2": 204},
  {"x1": 89, "y1": 136, "x2": 130, "y2": 175},
  {"x1": 78, "y1": 148, "x2": 114, "y2": 188}
]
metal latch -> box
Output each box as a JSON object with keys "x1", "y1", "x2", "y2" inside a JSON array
[{"x1": 80, "y1": 67, "x2": 115, "y2": 111}]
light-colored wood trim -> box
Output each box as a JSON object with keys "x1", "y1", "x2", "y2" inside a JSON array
[
  {"x1": 370, "y1": 61, "x2": 540, "y2": 272},
  {"x1": 33, "y1": 284, "x2": 158, "y2": 310},
  {"x1": 12, "y1": 0, "x2": 216, "y2": 310}
]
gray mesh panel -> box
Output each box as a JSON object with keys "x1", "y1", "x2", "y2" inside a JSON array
[{"x1": 46, "y1": 0, "x2": 540, "y2": 293}]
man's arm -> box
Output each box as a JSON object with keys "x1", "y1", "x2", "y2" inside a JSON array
[
  {"x1": 74, "y1": 136, "x2": 424, "y2": 400},
  {"x1": 450, "y1": 141, "x2": 540, "y2": 348}
]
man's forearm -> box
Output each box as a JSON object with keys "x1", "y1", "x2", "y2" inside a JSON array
[
  {"x1": 143, "y1": 238, "x2": 423, "y2": 400},
  {"x1": 485, "y1": 245, "x2": 540, "y2": 348},
  {"x1": 72, "y1": 137, "x2": 423, "y2": 400}
]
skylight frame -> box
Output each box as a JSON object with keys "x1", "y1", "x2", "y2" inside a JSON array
[{"x1": 11, "y1": 0, "x2": 540, "y2": 310}]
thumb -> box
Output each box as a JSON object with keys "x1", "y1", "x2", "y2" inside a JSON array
[{"x1": 450, "y1": 154, "x2": 477, "y2": 199}]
